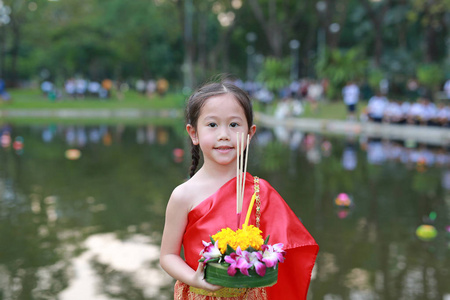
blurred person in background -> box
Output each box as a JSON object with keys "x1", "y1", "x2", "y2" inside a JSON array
[
  {"x1": 0, "y1": 78, "x2": 11, "y2": 101},
  {"x1": 75, "y1": 77, "x2": 88, "y2": 98},
  {"x1": 88, "y1": 80, "x2": 101, "y2": 98},
  {"x1": 444, "y1": 78, "x2": 450, "y2": 99},
  {"x1": 407, "y1": 98, "x2": 426, "y2": 125},
  {"x1": 156, "y1": 78, "x2": 169, "y2": 96},
  {"x1": 135, "y1": 79, "x2": 146, "y2": 94},
  {"x1": 401, "y1": 100, "x2": 411, "y2": 123},
  {"x1": 146, "y1": 79, "x2": 156, "y2": 98},
  {"x1": 307, "y1": 80, "x2": 323, "y2": 113},
  {"x1": 422, "y1": 97, "x2": 437, "y2": 126},
  {"x1": 342, "y1": 80, "x2": 360, "y2": 120},
  {"x1": 101, "y1": 78, "x2": 113, "y2": 98},
  {"x1": 366, "y1": 90, "x2": 388, "y2": 123},
  {"x1": 41, "y1": 80, "x2": 54, "y2": 98},
  {"x1": 65, "y1": 78, "x2": 76, "y2": 98},
  {"x1": 289, "y1": 80, "x2": 301, "y2": 99},
  {"x1": 383, "y1": 99, "x2": 404, "y2": 124},
  {"x1": 435, "y1": 102, "x2": 449, "y2": 127}
]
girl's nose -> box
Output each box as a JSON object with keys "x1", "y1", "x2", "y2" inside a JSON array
[{"x1": 217, "y1": 126, "x2": 230, "y2": 140}]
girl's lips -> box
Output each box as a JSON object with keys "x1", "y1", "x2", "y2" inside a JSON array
[{"x1": 214, "y1": 146, "x2": 234, "y2": 153}]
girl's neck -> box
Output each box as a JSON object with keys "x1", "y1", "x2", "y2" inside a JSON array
[{"x1": 197, "y1": 161, "x2": 237, "y2": 183}]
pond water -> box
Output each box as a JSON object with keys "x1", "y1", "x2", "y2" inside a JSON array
[{"x1": 0, "y1": 122, "x2": 449, "y2": 300}]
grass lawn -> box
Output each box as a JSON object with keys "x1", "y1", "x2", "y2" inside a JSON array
[
  {"x1": 1, "y1": 88, "x2": 187, "y2": 110},
  {"x1": 1, "y1": 88, "x2": 359, "y2": 122},
  {"x1": 301, "y1": 100, "x2": 350, "y2": 120}
]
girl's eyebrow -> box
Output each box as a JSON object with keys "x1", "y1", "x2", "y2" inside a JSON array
[
  {"x1": 203, "y1": 114, "x2": 244, "y2": 120},
  {"x1": 202, "y1": 115, "x2": 218, "y2": 121}
]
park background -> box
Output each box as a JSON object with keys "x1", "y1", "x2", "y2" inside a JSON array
[
  {"x1": 0, "y1": 1, "x2": 449, "y2": 300},
  {"x1": 0, "y1": 0, "x2": 449, "y2": 101}
]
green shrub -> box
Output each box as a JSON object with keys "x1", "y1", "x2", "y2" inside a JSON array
[{"x1": 416, "y1": 63, "x2": 445, "y2": 92}]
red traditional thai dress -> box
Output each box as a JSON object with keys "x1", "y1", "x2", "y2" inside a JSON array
[{"x1": 174, "y1": 174, "x2": 319, "y2": 300}]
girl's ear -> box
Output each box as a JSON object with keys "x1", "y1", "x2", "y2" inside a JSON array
[
  {"x1": 248, "y1": 124, "x2": 257, "y2": 140},
  {"x1": 186, "y1": 124, "x2": 199, "y2": 145}
]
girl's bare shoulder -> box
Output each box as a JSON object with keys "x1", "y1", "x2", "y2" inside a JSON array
[
  {"x1": 168, "y1": 178, "x2": 201, "y2": 208},
  {"x1": 169, "y1": 176, "x2": 216, "y2": 211}
]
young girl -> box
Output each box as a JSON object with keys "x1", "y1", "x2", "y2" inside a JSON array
[{"x1": 160, "y1": 81, "x2": 318, "y2": 299}]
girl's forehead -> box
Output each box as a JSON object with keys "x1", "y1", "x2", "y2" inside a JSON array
[{"x1": 201, "y1": 94, "x2": 244, "y2": 114}]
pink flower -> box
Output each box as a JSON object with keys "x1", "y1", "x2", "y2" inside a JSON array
[
  {"x1": 261, "y1": 243, "x2": 285, "y2": 268},
  {"x1": 224, "y1": 246, "x2": 252, "y2": 276},
  {"x1": 248, "y1": 251, "x2": 266, "y2": 276},
  {"x1": 200, "y1": 240, "x2": 222, "y2": 263}
]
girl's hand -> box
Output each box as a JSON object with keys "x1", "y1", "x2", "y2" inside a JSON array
[{"x1": 194, "y1": 263, "x2": 222, "y2": 291}]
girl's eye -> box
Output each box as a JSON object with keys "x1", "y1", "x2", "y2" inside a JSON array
[
  {"x1": 207, "y1": 122, "x2": 217, "y2": 128},
  {"x1": 230, "y1": 122, "x2": 239, "y2": 128}
]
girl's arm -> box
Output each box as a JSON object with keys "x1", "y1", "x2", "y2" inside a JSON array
[{"x1": 159, "y1": 187, "x2": 220, "y2": 291}]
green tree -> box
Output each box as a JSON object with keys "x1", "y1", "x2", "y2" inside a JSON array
[
  {"x1": 407, "y1": 0, "x2": 450, "y2": 63},
  {"x1": 256, "y1": 56, "x2": 290, "y2": 96},
  {"x1": 315, "y1": 47, "x2": 368, "y2": 99},
  {"x1": 1, "y1": 0, "x2": 450, "y2": 89}
]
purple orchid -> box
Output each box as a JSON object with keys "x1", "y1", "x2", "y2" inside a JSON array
[
  {"x1": 224, "y1": 246, "x2": 252, "y2": 276},
  {"x1": 200, "y1": 240, "x2": 222, "y2": 263},
  {"x1": 261, "y1": 243, "x2": 285, "y2": 268}
]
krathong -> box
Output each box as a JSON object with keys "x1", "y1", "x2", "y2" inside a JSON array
[
  {"x1": 198, "y1": 133, "x2": 285, "y2": 288},
  {"x1": 199, "y1": 224, "x2": 285, "y2": 281}
]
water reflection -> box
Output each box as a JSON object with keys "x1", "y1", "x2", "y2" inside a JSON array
[
  {"x1": 0, "y1": 123, "x2": 449, "y2": 300},
  {"x1": 0, "y1": 123, "x2": 183, "y2": 300},
  {"x1": 37, "y1": 125, "x2": 169, "y2": 148},
  {"x1": 60, "y1": 233, "x2": 172, "y2": 300}
]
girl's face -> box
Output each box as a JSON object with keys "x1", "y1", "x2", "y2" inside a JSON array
[{"x1": 187, "y1": 93, "x2": 256, "y2": 167}]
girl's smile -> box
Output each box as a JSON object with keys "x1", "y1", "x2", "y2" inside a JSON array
[{"x1": 214, "y1": 145, "x2": 234, "y2": 154}]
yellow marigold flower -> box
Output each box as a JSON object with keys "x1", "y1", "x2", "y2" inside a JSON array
[
  {"x1": 212, "y1": 228, "x2": 236, "y2": 254},
  {"x1": 212, "y1": 225, "x2": 264, "y2": 253},
  {"x1": 236, "y1": 225, "x2": 264, "y2": 250}
]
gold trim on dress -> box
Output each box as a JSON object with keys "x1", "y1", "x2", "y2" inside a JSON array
[
  {"x1": 189, "y1": 286, "x2": 248, "y2": 297},
  {"x1": 254, "y1": 176, "x2": 260, "y2": 228}
]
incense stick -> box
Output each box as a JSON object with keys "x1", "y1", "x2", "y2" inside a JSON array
[
  {"x1": 240, "y1": 134, "x2": 250, "y2": 206},
  {"x1": 236, "y1": 132, "x2": 240, "y2": 215},
  {"x1": 238, "y1": 133, "x2": 245, "y2": 213},
  {"x1": 236, "y1": 132, "x2": 250, "y2": 223}
]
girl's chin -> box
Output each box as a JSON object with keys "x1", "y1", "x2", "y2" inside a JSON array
[{"x1": 209, "y1": 156, "x2": 236, "y2": 166}]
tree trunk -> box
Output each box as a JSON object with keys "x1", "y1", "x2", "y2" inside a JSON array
[
  {"x1": 0, "y1": 26, "x2": 6, "y2": 78},
  {"x1": 373, "y1": 19, "x2": 383, "y2": 67},
  {"x1": 397, "y1": 0, "x2": 408, "y2": 49},
  {"x1": 10, "y1": 15, "x2": 20, "y2": 87},
  {"x1": 210, "y1": 22, "x2": 235, "y2": 75},
  {"x1": 327, "y1": 0, "x2": 350, "y2": 49},
  {"x1": 179, "y1": 0, "x2": 195, "y2": 89},
  {"x1": 425, "y1": 23, "x2": 438, "y2": 63},
  {"x1": 359, "y1": 0, "x2": 392, "y2": 67},
  {"x1": 197, "y1": 12, "x2": 207, "y2": 80},
  {"x1": 248, "y1": 0, "x2": 283, "y2": 57}
]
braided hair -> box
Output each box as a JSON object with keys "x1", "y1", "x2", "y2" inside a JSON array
[{"x1": 185, "y1": 81, "x2": 254, "y2": 178}]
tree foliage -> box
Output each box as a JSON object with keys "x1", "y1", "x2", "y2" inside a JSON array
[
  {"x1": 315, "y1": 47, "x2": 368, "y2": 99},
  {"x1": 0, "y1": 0, "x2": 448, "y2": 91},
  {"x1": 416, "y1": 63, "x2": 445, "y2": 93},
  {"x1": 256, "y1": 57, "x2": 291, "y2": 93}
]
